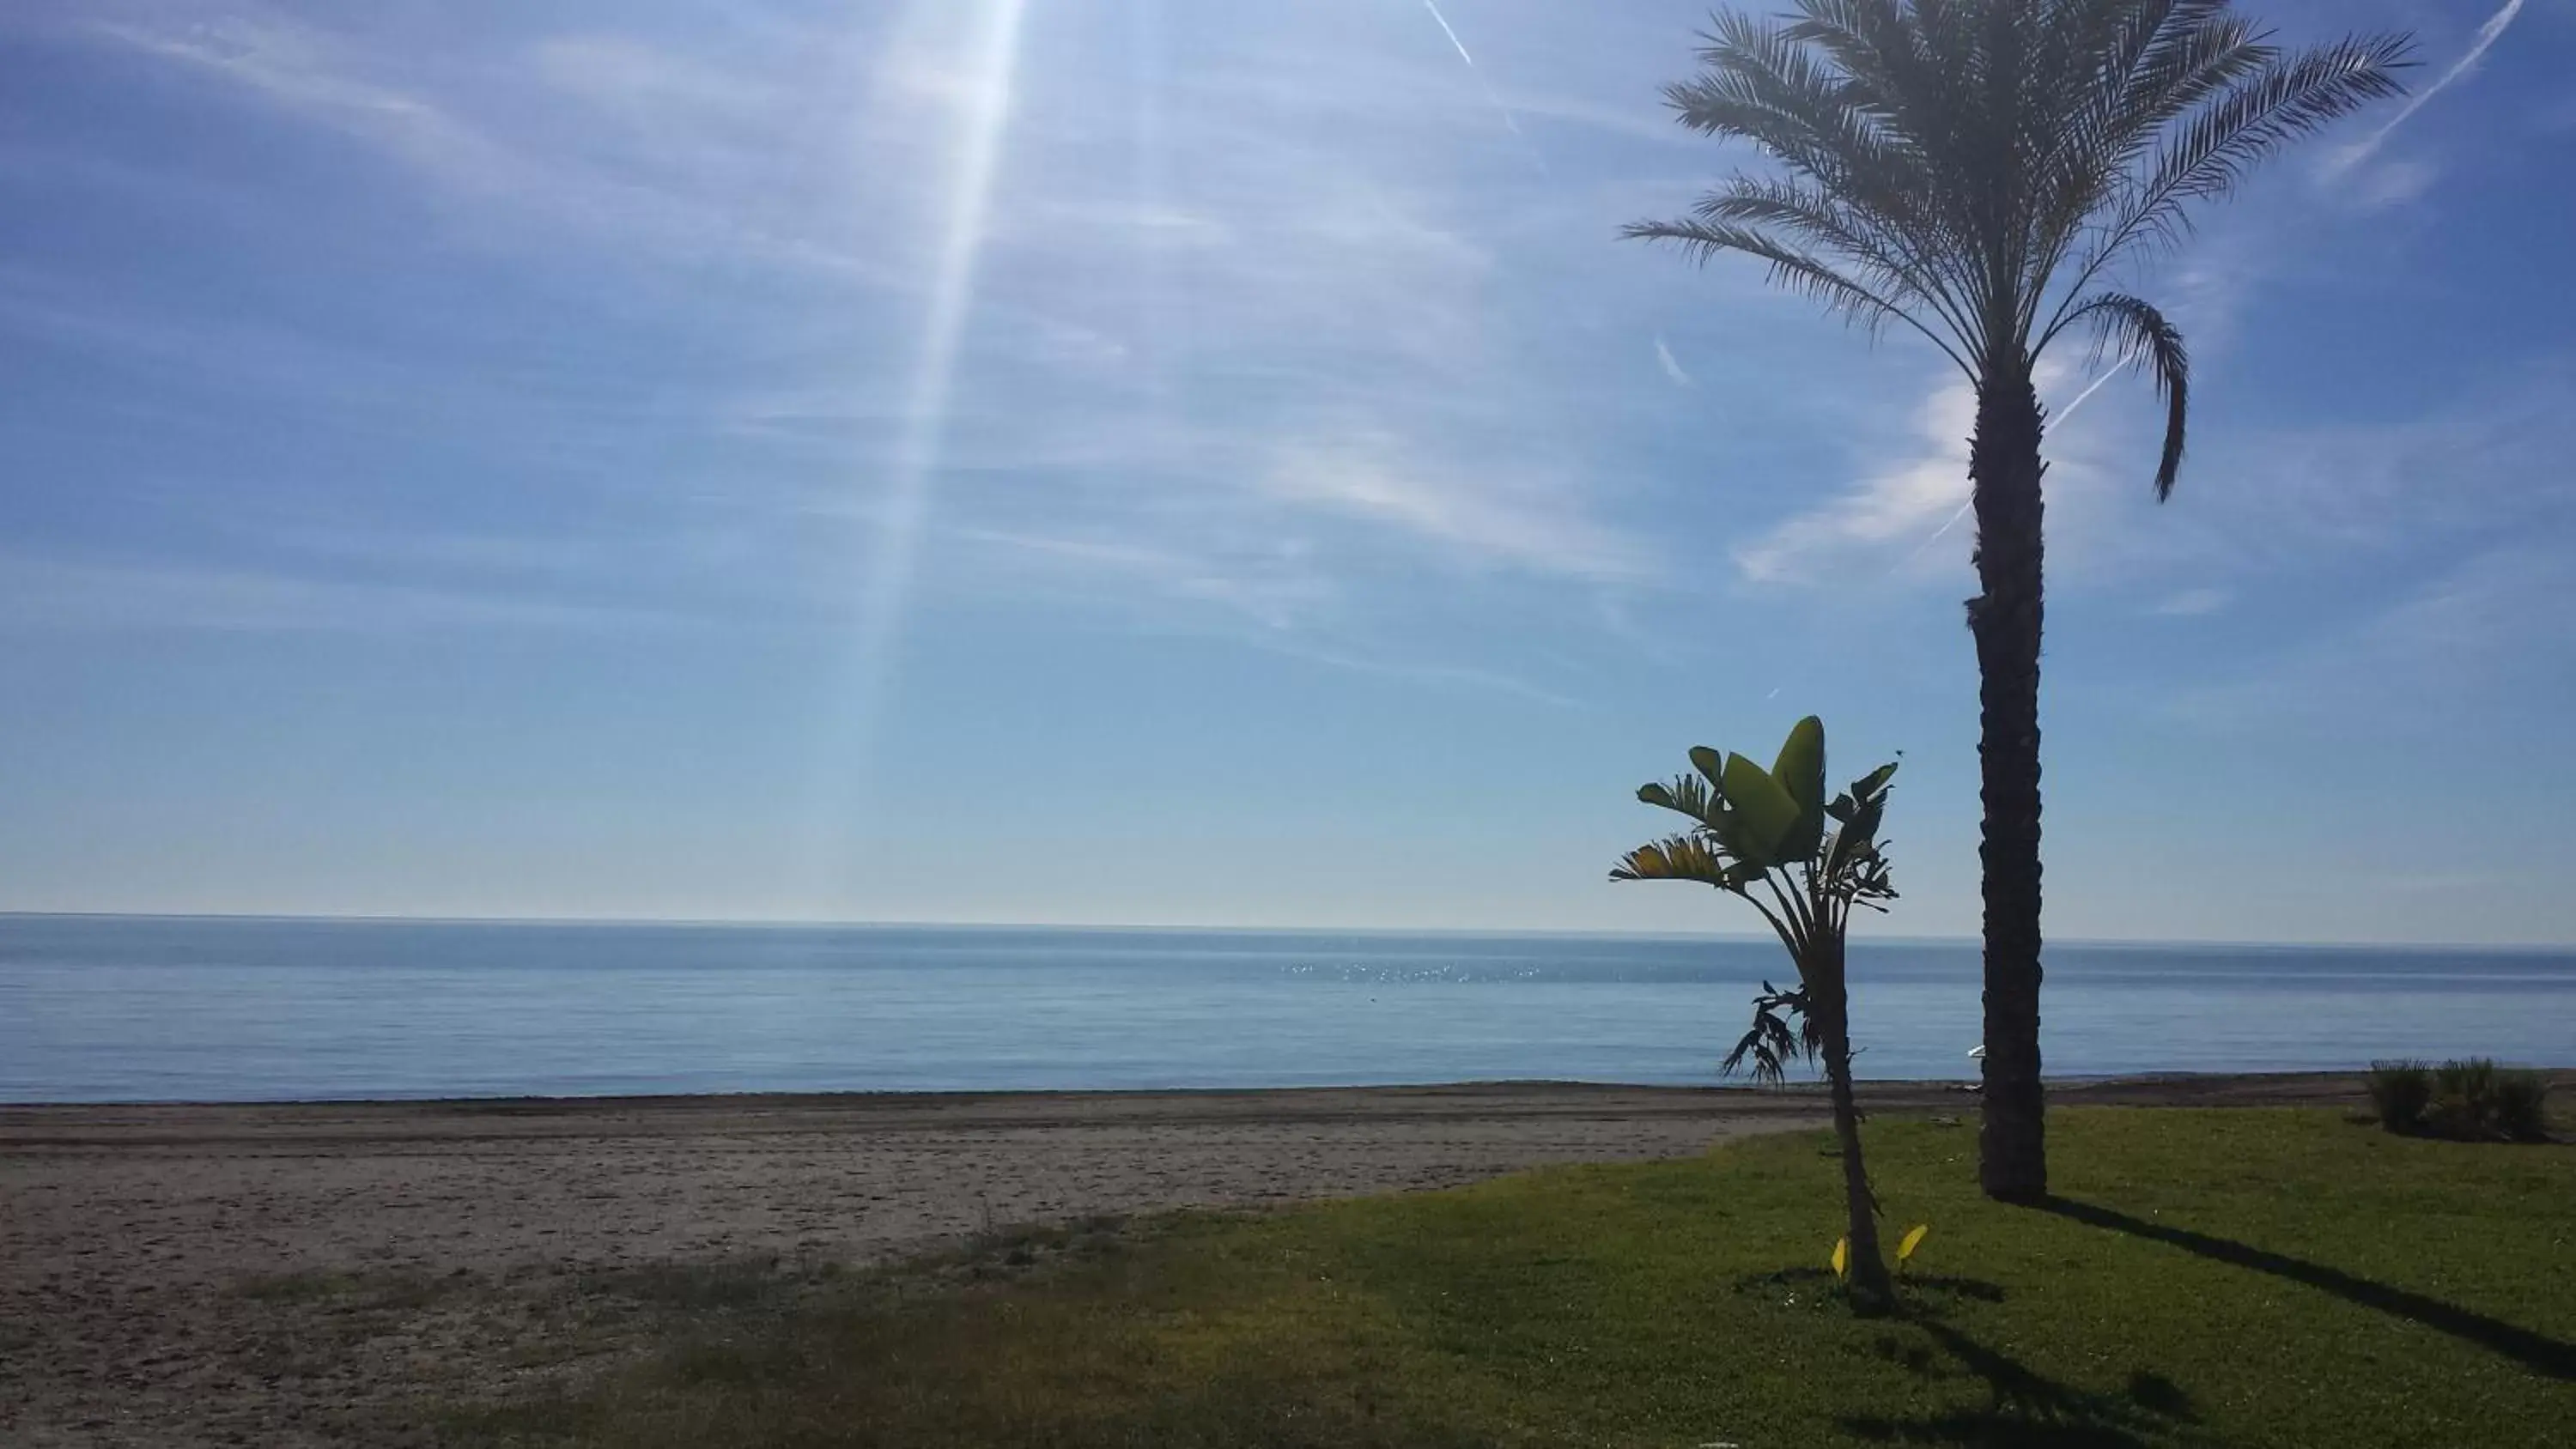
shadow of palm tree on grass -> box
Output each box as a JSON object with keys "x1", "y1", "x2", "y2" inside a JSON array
[
  {"x1": 1839, "y1": 1318, "x2": 2196, "y2": 1447},
  {"x1": 1735, "y1": 1270, "x2": 2190, "y2": 1446},
  {"x1": 2035, "y1": 1196, "x2": 2576, "y2": 1381}
]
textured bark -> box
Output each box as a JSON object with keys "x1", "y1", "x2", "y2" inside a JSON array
[
  {"x1": 1968, "y1": 367, "x2": 2050, "y2": 1203},
  {"x1": 1811, "y1": 948, "x2": 1892, "y2": 1314}
]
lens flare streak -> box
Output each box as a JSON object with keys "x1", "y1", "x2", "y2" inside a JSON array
[{"x1": 849, "y1": 0, "x2": 1031, "y2": 746}]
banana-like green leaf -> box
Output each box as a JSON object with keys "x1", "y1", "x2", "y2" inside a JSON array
[
  {"x1": 1713, "y1": 814, "x2": 1772, "y2": 871},
  {"x1": 1771, "y1": 717, "x2": 1827, "y2": 859},
  {"x1": 1848, "y1": 761, "x2": 1899, "y2": 802},
  {"x1": 1774, "y1": 718, "x2": 1826, "y2": 809},
  {"x1": 1722, "y1": 752, "x2": 1805, "y2": 865},
  {"x1": 1687, "y1": 745, "x2": 1728, "y2": 791}
]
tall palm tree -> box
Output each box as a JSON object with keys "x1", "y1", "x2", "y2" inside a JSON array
[{"x1": 1628, "y1": 1, "x2": 2409, "y2": 1201}]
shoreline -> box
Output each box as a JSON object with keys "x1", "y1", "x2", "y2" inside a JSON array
[
  {"x1": 9, "y1": 1075, "x2": 2434, "y2": 1270},
  {"x1": 2, "y1": 1073, "x2": 2481, "y2": 1296},
  {"x1": 4, "y1": 1065, "x2": 2520, "y2": 1117}
]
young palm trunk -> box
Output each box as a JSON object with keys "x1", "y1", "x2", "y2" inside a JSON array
[
  {"x1": 1810, "y1": 945, "x2": 1891, "y2": 1313},
  {"x1": 1968, "y1": 367, "x2": 2049, "y2": 1203}
]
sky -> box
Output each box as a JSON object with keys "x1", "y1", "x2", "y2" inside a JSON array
[{"x1": 3, "y1": 0, "x2": 2573, "y2": 944}]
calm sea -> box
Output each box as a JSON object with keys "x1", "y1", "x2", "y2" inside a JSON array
[{"x1": 1, "y1": 915, "x2": 2570, "y2": 1103}]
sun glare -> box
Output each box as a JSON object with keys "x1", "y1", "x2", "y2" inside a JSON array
[{"x1": 842, "y1": 0, "x2": 1030, "y2": 767}]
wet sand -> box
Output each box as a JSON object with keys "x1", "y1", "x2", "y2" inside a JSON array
[{"x1": 0, "y1": 1074, "x2": 2415, "y2": 1445}]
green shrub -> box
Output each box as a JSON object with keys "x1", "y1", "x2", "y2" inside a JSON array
[
  {"x1": 2492, "y1": 1070, "x2": 2552, "y2": 1143},
  {"x1": 2366, "y1": 1060, "x2": 2431, "y2": 1132},
  {"x1": 2427, "y1": 1058, "x2": 2500, "y2": 1138},
  {"x1": 2387, "y1": 1058, "x2": 2555, "y2": 1143}
]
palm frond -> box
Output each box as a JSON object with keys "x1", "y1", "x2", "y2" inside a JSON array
[
  {"x1": 1692, "y1": 177, "x2": 1979, "y2": 346},
  {"x1": 2152, "y1": 32, "x2": 2407, "y2": 201},
  {"x1": 1637, "y1": 773, "x2": 1722, "y2": 830},
  {"x1": 1676, "y1": 9, "x2": 1887, "y2": 168},
  {"x1": 1719, "y1": 980, "x2": 1824, "y2": 1084},
  {"x1": 1610, "y1": 834, "x2": 1739, "y2": 888},
  {"x1": 1677, "y1": 10, "x2": 1941, "y2": 226},
  {"x1": 1661, "y1": 9, "x2": 1984, "y2": 352},
  {"x1": 2063, "y1": 290, "x2": 2190, "y2": 499},
  {"x1": 1783, "y1": 0, "x2": 1927, "y2": 107},
  {"x1": 1621, "y1": 218, "x2": 1972, "y2": 376},
  {"x1": 2111, "y1": 4, "x2": 2272, "y2": 148},
  {"x1": 1636, "y1": 3, "x2": 2409, "y2": 399},
  {"x1": 2022, "y1": 3, "x2": 2267, "y2": 314},
  {"x1": 2057, "y1": 31, "x2": 2411, "y2": 317}
]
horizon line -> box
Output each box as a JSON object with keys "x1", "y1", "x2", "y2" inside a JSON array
[{"x1": 3, "y1": 909, "x2": 2571, "y2": 955}]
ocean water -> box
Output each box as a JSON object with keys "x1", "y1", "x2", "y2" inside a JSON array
[{"x1": 1, "y1": 915, "x2": 2569, "y2": 1103}]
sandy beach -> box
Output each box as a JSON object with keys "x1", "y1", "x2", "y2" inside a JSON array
[{"x1": 0, "y1": 1074, "x2": 2418, "y2": 1446}]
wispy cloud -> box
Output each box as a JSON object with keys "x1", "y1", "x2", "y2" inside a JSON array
[
  {"x1": 947, "y1": 525, "x2": 1590, "y2": 707},
  {"x1": 87, "y1": 15, "x2": 513, "y2": 191},
  {"x1": 1251, "y1": 637, "x2": 1590, "y2": 709},
  {"x1": 1735, "y1": 359, "x2": 2123, "y2": 585},
  {"x1": 2003, "y1": 359, "x2": 2576, "y2": 632},
  {"x1": 1735, "y1": 379, "x2": 1976, "y2": 585},
  {"x1": 73, "y1": 5, "x2": 910, "y2": 288},
  {"x1": 525, "y1": 33, "x2": 776, "y2": 124},
  {"x1": 2165, "y1": 543, "x2": 2576, "y2": 734},
  {"x1": 25, "y1": 0, "x2": 2316, "y2": 670},
  {"x1": 44, "y1": 3, "x2": 1669, "y2": 650},
  {"x1": 0, "y1": 553, "x2": 678, "y2": 634},
  {"x1": 955, "y1": 527, "x2": 1334, "y2": 634},
  {"x1": 2152, "y1": 586, "x2": 2232, "y2": 618},
  {"x1": 2348, "y1": 157, "x2": 2439, "y2": 209},
  {"x1": 1260, "y1": 433, "x2": 1654, "y2": 584},
  {"x1": 1653, "y1": 335, "x2": 1692, "y2": 387},
  {"x1": 2136, "y1": 363, "x2": 2576, "y2": 572}
]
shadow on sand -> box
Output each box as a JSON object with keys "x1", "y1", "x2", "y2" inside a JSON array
[{"x1": 2035, "y1": 1196, "x2": 2576, "y2": 1381}]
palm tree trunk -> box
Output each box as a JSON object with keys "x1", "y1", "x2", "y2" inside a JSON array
[
  {"x1": 1811, "y1": 955, "x2": 1891, "y2": 1314},
  {"x1": 1968, "y1": 367, "x2": 2049, "y2": 1204}
]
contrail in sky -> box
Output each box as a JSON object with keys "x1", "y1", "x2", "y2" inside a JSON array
[
  {"x1": 2334, "y1": 0, "x2": 2525, "y2": 173},
  {"x1": 1420, "y1": 0, "x2": 1548, "y2": 175},
  {"x1": 1905, "y1": 368, "x2": 2124, "y2": 564},
  {"x1": 2053, "y1": 367, "x2": 2123, "y2": 425},
  {"x1": 1421, "y1": 0, "x2": 1476, "y2": 66},
  {"x1": 1909, "y1": 498, "x2": 1976, "y2": 560}
]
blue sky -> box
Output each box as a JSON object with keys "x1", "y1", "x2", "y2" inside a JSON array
[{"x1": 3, "y1": 0, "x2": 2572, "y2": 943}]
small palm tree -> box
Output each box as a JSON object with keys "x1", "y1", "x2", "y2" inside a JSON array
[
  {"x1": 1614, "y1": 717, "x2": 1902, "y2": 1313},
  {"x1": 1628, "y1": 1, "x2": 2411, "y2": 1201}
]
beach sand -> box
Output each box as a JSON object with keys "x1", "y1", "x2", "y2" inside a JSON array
[{"x1": 0, "y1": 1075, "x2": 2387, "y2": 1446}]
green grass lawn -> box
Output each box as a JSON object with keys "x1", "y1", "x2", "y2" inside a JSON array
[{"x1": 453, "y1": 1109, "x2": 2576, "y2": 1448}]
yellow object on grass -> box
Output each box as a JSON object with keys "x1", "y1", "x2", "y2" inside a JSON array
[{"x1": 1897, "y1": 1223, "x2": 1930, "y2": 1270}]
